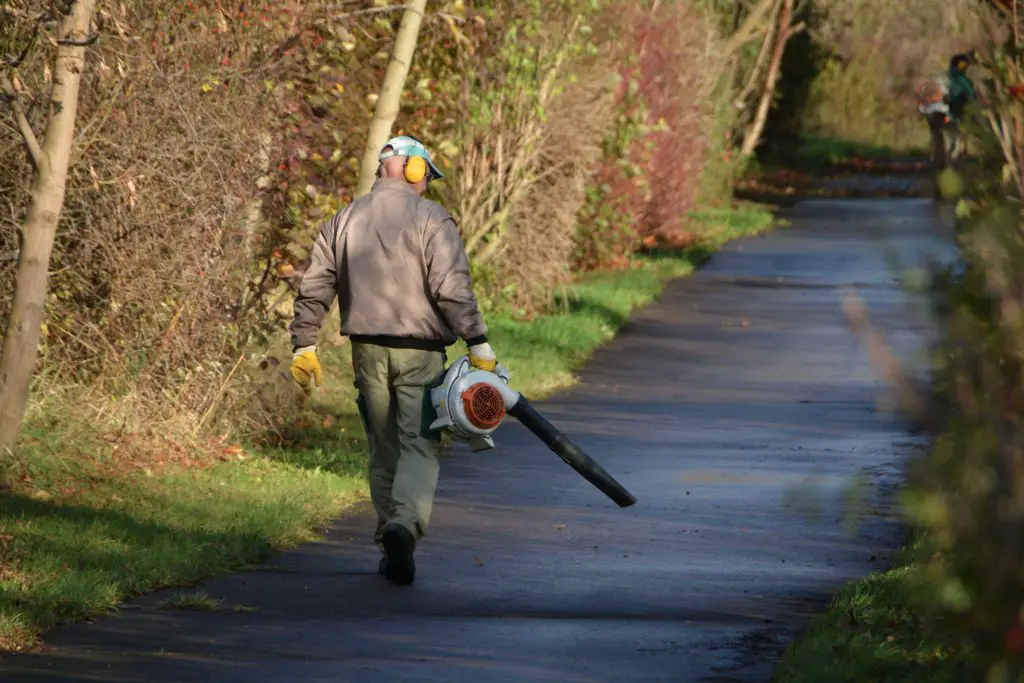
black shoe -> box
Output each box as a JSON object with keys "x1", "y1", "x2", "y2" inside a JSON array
[
  {"x1": 378, "y1": 556, "x2": 388, "y2": 576},
  {"x1": 380, "y1": 524, "x2": 416, "y2": 585}
]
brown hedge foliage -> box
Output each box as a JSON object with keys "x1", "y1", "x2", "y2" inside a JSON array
[
  {"x1": 0, "y1": 0, "x2": 733, "y2": 445},
  {"x1": 2, "y1": 2, "x2": 282, "y2": 426}
]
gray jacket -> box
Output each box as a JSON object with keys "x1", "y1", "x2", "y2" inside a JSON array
[{"x1": 289, "y1": 177, "x2": 489, "y2": 352}]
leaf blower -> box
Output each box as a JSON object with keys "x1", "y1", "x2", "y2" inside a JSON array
[{"x1": 428, "y1": 356, "x2": 637, "y2": 508}]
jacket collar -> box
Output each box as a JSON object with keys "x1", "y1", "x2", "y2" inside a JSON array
[{"x1": 371, "y1": 177, "x2": 419, "y2": 195}]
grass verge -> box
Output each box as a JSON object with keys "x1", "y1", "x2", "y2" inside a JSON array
[
  {"x1": 785, "y1": 136, "x2": 920, "y2": 168},
  {"x1": 0, "y1": 207, "x2": 774, "y2": 653},
  {"x1": 752, "y1": 135, "x2": 929, "y2": 176},
  {"x1": 773, "y1": 541, "x2": 971, "y2": 683}
]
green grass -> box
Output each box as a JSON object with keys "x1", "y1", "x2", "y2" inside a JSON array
[
  {"x1": 796, "y1": 135, "x2": 917, "y2": 164},
  {"x1": 756, "y1": 135, "x2": 929, "y2": 175},
  {"x1": 774, "y1": 542, "x2": 971, "y2": 683},
  {"x1": 0, "y1": 207, "x2": 774, "y2": 652},
  {"x1": 0, "y1": 448, "x2": 358, "y2": 651}
]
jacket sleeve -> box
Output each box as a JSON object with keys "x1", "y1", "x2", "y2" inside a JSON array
[
  {"x1": 289, "y1": 213, "x2": 342, "y2": 350},
  {"x1": 423, "y1": 211, "x2": 489, "y2": 345}
]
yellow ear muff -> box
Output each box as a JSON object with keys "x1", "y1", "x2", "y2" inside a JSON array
[{"x1": 404, "y1": 156, "x2": 428, "y2": 184}]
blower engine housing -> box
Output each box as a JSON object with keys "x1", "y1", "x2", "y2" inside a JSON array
[
  {"x1": 428, "y1": 356, "x2": 521, "y2": 452},
  {"x1": 427, "y1": 355, "x2": 637, "y2": 508}
]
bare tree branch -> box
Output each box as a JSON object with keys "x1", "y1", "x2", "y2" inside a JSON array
[
  {"x1": 740, "y1": 0, "x2": 795, "y2": 156},
  {"x1": 57, "y1": 32, "x2": 99, "y2": 47},
  {"x1": 734, "y1": 0, "x2": 783, "y2": 109},
  {"x1": 724, "y1": 0, "x2": 779, "y2": 56},
  {"x1": 271, "y1": 4, "x2": 415, "y2": 58},
  {"x1": 4, "y1": 22, "x2": 40, "y2": 68},
  {"x1": 0, "y1": 71, "x2": 46, "y2": 171}
]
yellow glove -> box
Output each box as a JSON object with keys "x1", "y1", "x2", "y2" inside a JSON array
[
  {"x1": 290, "y1": 346, "x2": 323, "y2": 394},
  {"x1": 468, "y1": 342, "x2": 497, "y2": 373}
]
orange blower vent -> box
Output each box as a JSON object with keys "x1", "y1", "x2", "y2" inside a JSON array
[{"x1": 462, "y1": 383, "x2": 506, "y2": 429}]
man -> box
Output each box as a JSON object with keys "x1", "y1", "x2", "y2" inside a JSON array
[
  {"x1": 944, "y1": 53, "x2": 978, "y2": 166},
  {"x1": 946, "y1": 53, "x2": 977, "y2": 123},
  {"x1": 921, "y1": 53, "x2": 978, "y2": 191},
  {"x1": 287, "y1": 135, "x2": 499, "y2": 585}
]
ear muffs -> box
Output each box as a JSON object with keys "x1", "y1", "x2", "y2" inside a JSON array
[{"x1": 404, "y1": 156, "x2": 428, "y2": 184}]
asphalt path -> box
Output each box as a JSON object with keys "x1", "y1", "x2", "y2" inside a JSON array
[{"x1": 0, "y1": 195, "x2": 957, "y2": 682}]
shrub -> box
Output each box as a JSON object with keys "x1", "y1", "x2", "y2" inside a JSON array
[
  {"x1": 424, "y1": 0, "x2": 617, "y2": 312},
  {"x1": 0, "y1": 0, "x2": 419, "y2": 439},
  {"x1": 894, "y1": 12, "x2": 1024, "y2": 680},
  {"x1": 0, "y1": 0, "x2": 741, "y2": 454},
  {"x1": 636, "y1": 1, "x2": 727, "y2": 247},
  {"x1": 574, "y1": 1, "x2": 729, "y2": 268},
  {"x1": 0, "y1": 1, "x2": 290, "y2": 436}
]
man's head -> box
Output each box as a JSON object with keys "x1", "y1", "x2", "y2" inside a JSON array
[
  {"x1": 951, "y1": 53, "x2": 972, "y2": 74},
  {"x1": 377, "y1": 135, "x2": 444, "y2": 195}
]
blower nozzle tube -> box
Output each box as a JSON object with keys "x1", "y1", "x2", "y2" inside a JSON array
[{"x1": 507, "y1": 396, "x2": 637, "y2": 508}]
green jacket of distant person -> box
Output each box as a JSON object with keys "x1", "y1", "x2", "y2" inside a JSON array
[{"x1": 947, "y1": 53, "x2": 977, "y2": 123}]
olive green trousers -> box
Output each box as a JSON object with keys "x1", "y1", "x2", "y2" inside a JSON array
[{"x1": 351, "y1": 342, "x2": 446, "y2": 550}]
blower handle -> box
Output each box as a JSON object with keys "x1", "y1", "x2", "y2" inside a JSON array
[{"x1": 507, "y1": 397, "x2": 637, "y2": 508}]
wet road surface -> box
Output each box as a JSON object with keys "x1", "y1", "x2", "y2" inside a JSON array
[{"x1": 0, "y1": 197, "x2": 957, "y2": 682}]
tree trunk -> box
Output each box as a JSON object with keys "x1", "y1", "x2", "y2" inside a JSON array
[
  {"x1": 353, "y1": 0, "x2": 428, "y2": 199},
  {"x1": 740, "y1": 0, "x2": 797, "y2": 158},
  {"x1": 0, "y1": 0, "x2": 98, "y2": 471},
  {"x1": 734, "y1": 0, "x2": 783, "y2": 111}
]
